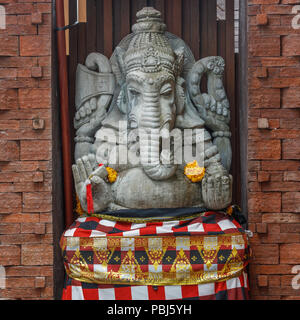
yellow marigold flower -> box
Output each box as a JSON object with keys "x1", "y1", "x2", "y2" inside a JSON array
[
  {"x1": 226, "y1": 205, "x2": 233, "y2": 216},
  {"x1": 106, "y1": 167, "x2": 118, "y2": 183},
  {"x1": 75, "y1": 194, "x2": 86, "y2": 216},
  {"x1": 184, "y1": 160, "x2": 205, "y2": 183}
]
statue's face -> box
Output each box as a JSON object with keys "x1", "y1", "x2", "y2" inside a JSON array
[{"x1": 126, "y1": 70, "x2": 176, "y2": 131}]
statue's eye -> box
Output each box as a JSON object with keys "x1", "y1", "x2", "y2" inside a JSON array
[
  {"x1": 160, "y1": 88, "x2": 172, "y2": 97},
  {"x1": 129, "y1": 88, "x2": 141, "y2": 97}
]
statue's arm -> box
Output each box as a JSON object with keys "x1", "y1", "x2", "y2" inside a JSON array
[
  {"x1": 74, "y1": 53, "x2": 115, "y2": 161},
  {"x1": 187, "y1": 56, "x2": 232, "y2": 171},
  {"x1": 200, "y1": 130, "x2": 232, "y2": 211},
  {"x1": 72, "y1": 154, "x2": 112, "y2": 213}
]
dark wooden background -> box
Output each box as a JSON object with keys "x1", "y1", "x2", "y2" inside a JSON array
[{"x1": 67, "y1": 0, "x2": 240, "y2": 206}]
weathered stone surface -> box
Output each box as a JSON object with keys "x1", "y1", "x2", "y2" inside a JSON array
[{"x1": 73, "y1": 7, "x2": 233, "y2": 212}]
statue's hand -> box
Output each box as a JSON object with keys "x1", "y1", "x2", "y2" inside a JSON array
[
  {"x1": 72, "y1": 155, "x2": 111, "y2": 212},
  {"x1": 202, "y1": 173, "x2": 232, "y2": 211},
  {"x1": 187, "y1": 56, "x2": 230, "y2": 132},
  {"x1": 74, "y1": 96, "x2": 108, "y2": 138}
]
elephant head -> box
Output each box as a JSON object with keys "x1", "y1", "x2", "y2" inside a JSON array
[
  {"x1": 112, "y1": 7, "x2": 187, "y2": 181},
  {"x1": 74, "y1": 6, "x2": 232, "y2": 185}
]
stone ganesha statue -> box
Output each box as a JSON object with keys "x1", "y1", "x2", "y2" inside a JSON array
[{"x1": 72, "y1": 7, "x2": 233, "y2": 214}]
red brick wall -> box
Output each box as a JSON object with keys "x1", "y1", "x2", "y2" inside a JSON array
[
  {"x1": 0, "y1": 1, "x2": 53, "y2": 299},
  {"x1": 1, "y1": 0, "x2": 300, "y2": 301},
  {"x1": 248, "y1": 0, "x2": 300, "y2": 299}
]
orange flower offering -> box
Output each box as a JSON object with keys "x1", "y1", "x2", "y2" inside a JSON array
[
  {"x1": 184, "y1": 160, "x2": 205, "y2": 183},
  {"x1": 75, "y1": 194, "x2": 86, "y2": 215},
  {"x1": 226, "y1": 205, "x2": 233, "y2": 216},
  {"x1": 106, "y1": 167, "x2": 118, "y2": 183}
]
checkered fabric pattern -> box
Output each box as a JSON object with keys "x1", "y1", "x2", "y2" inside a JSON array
[
  {"x1": 62, "y1": 271, "x2": 249, "y2": 300},
  {"x1": 62, "y1": 211, "x2": 244, "y2": 238},
  {"x1": 60, "y1": 211, "x2": 250, "y2": 289}
]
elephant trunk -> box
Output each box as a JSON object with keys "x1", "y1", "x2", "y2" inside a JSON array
[{"x1": 139, "y1": 93, "x2": 177, "y2": 181}]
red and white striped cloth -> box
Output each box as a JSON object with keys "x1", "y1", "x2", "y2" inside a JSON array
[
  {"x1": 62, "y1": 271, "x2": 249, "y2": 300},
  {"x1": 62, "y1": 211, "x2": 244, "y2": 238}
]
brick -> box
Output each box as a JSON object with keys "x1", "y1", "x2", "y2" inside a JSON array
[
  {"x1": 261, "y1": 57, "x2": 299, "y2": 67},
  {"x1": 0, "y1": 245, "x2": 21, "y2": 265},
  {"x1": 282, "y1": 35, "x2": 300, "y2": 56},
  {"x1": 31, "y1": 67, "x2": 43, "y2": 78},
  {"x1": 5, "y1": 266, "x2": 53, "y2": 277},
  {"x1": 280, "y1": 244, "x2": 300, "y2": 264},
  {"x1": 248, "y1": 140, "x2": 281, "y2": 160},
  {"x1": 249, "y1": 36, "x2": 280, "y2": 57},
  {"x1": 0, "y1": 192, "x2": 22, "y2": 214},
  {"x1": 262, "y1": 213, "x2": 300, "y2": 224},
  {"x1": 258, "y1": 171, "x2": 271, "y2": 183},
  {"x1": 249, "y1": 161, "x2": 261, "y2": 171},
  {"x1": 32, "y1": 118, "x2": 45, "y2": 130},
  {"x1": 261, "y1": 231, "x2": 300, "y2": 243},
  {"x1": 281, "y1": 224, "x2": 300, "y2": 233},
  {"x1": 20, "y1": 36, "x2": 51, "y2": 56},
  {"x1": 32, "y1": 171, "x2": 44, "y2": 183},
  {"x1": 0, "y1": 140, "x2": 19, "y2": 161},
  {"x1": 257, "y1": 14, "x2": 269, "y2": 26},
  {"x1": 258, "y1": 118, "x2": 269, "y2": 129},
  {"x1": 257, "y1": 275, "x2": 268, "y2": 287},
  {"x1": 17, "y1": 68, "x2": 32, "y2": 78},
  {"x1": 249, "y1": 88, "x2": 280, "y2": 108},
  {"x1": 31, "y1": 12, "x2": 43, "y2": 25},
  {"x1": 5, "y1": 3, "x2": 34, "y2": 15},
  {"x1": 248, "y1": 192, "x2": 281, "y2": 213},
  {"x1": 19, "y1": 88, "x2": 51, "y2": 109},
  {"x1": 282, "y1": 139, "x2": 300, "y2": 159},
  {"x1": 280, "y1": 67, "x2": 300, "y2": 78},
  {"x1": 21, "y1": 244, "x2": 53, "y2": 265},
  {"x1": 6, "y1": 277, "x2": 35, "y2": 289},
  {"x1": 268, "y1": 275, "x2": 281, "y2": 287},
  {"x1": 0, "y1": 36, "x2": 18, "y2": 56},
  {"x1": 249, "y1": 88, "x2": 280, "y2": 109},
  {"x1": 0, "y1": 89, "x2": 18, "y2": 110},
  {"x1": 1, "y1": 213, "x2": 40, "y2": 224},
  {"x1": 35, "y1": 277, "x2": 46, "y2": 288},
  {"x1": 0, "y1": 288, "x2": 39, "y2": 299},
  {"x1": 0, "y1": 223, "x2": 21, "y2": 234},
  {"x1": 282, "y1": 87, "x2": 300, "y2": 109},
  {"x1": 284, "y1": 171, "x2": 300, "y2": 181},
  {"x1": 256, "y1": 223, "x2": 268, "y2": 234},
  {"x1": 261, "y1": 4, "x2": 295, "y2": 14},
  {"x1": 251, "y1": 264, "x2": 294, "y2": 275},
  {"x1": 34, "y1": 223, "x2": 46, "y2": 235},
  {"x1": 251, "y1": 244, "x2": 279, "y2": 264},
  {"x1": 22, "y1": 192, "x2": 52, "y2": 213},
  {"x1": 268, "y1": 119, "x2": 280, "y2": 129},
  {"x1": 261, "y1": 160, "x2": 300, "y2": 171},
  {"x1": 282, "y1": 192, "x2": 300, "y2": 213},
  {"x1": 250, "y1": 0, "x2": 280, "y2": 3},
  {"x1": 262, "y1": 182, "x2": 300, "y2": 192},
  {"x1": 20, "y1": 140, "x2": 51, "y2": 161},
  {"x1": 36, "y1": 3, "x2": 52, "y2": 14},
  {"x1": 0, "y1": 57, "x2": 37, "y2": 68}
]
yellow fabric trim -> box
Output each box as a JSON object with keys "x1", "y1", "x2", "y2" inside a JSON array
[{"x1": 62, "y1": 233, "x2": 249, "y2": 286}]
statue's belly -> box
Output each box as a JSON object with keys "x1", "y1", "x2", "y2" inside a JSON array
[{"x1": 111, "y1": 168, "x2": 202, "y2": 209}]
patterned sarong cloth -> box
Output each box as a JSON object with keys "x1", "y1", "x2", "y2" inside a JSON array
[
  {"x1": 62, "y1": 272, "x2": 249, "y2": 300},
  {"x1": 60, "y1": 211, "x2": 250, "y2": 300}
]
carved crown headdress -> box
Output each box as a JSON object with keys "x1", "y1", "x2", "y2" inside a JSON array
[{"x1": 124, "y1": 7, "x2": 184, "y2": 76}]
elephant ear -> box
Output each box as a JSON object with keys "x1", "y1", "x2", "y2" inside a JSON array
[
  {"x1": 110, "y1": 46, "x2": 127, "y2": 87},
  {"x1": 74, "y1": 52, "x2": 116, "y2": 160},
  {"x1": 174, "y1": 46, "x2": 185, "y2": 77}
]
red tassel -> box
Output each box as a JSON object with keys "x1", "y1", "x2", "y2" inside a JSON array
[{"x1": 86, "y1": 183, "x2": 94, "y2": 214}]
